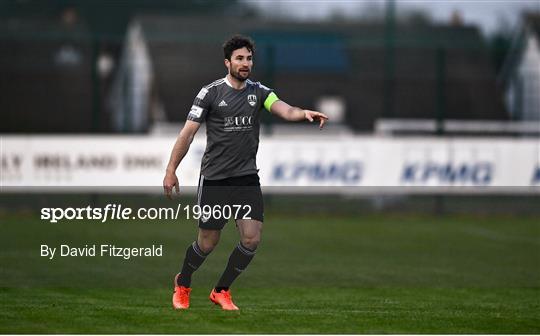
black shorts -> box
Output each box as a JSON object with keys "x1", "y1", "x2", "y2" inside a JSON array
[{"x1": 196, "y1": 173, "x2": 264, "y2": 230}]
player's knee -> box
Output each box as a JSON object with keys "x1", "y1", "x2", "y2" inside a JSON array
[
  {"x1": 241, "y1": 236, "x2": 260, "y2": 250},
  {"x1": 198, "y1": 240, "x2": 217, "y2": 254},
  {"x1": 197, "y1": 230, "x2": 220, "y2": 253},
  {"x1": 197, "y1": 236, "x2": 219, "y2": 254}
]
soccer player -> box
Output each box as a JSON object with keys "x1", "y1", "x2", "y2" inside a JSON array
[{"x1": 163, "y1": 35, "x2": 328, "y2": 310}]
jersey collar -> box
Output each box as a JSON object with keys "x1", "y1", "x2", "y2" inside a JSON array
[{"x1": 224, "y1": 75, "x2": 247, "y2": 90}]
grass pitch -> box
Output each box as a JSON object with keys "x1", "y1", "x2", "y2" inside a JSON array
[
  {"x1": 2, "y1": 287, "x2": 538, "y2": 333},
  {"x1": 1, "y1": 202, "x2": 539, "y2": 333}
]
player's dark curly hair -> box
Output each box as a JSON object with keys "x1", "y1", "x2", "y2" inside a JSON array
[{"x1": 223, "y1": 35, "x2": 255, "y2": 60}]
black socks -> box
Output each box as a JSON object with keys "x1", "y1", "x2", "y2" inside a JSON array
[
  {"x1": 215, "y1": 242, "x2": 256, "y2": 290},
  {"x1": 177, "y1": 241, "x2": 208, "y2": 287},
  {"x1": 177, "y1": 241, "x2": 256, "y2": 290}
]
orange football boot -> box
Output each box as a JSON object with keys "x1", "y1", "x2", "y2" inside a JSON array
[
  {"x1": 209, "y1": 289, "x2": 239, "y2": 310},
  {"x1": 172, "y1": 274, "x2": 191, "y2": 309}
]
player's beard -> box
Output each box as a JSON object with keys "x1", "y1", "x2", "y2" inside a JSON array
[{"x1": 230, "y1": 68, "x2": 250, "y2": 82}]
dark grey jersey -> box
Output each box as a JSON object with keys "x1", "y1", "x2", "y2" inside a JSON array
[{"x1": 187, "y1": 77, "x2": 274, "y2": 180}]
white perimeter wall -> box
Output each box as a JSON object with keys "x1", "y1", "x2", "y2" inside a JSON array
[{"x1": 1, "y1": 135, "x2": 539, "y2": 193}]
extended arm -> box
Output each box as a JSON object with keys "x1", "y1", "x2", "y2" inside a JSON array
[
  {"x1": 269, "y1": 99, "x2": 329, "y2": 129},
  {"x1": 163, "y1": 120, "x2": 201, "y2": 199}
]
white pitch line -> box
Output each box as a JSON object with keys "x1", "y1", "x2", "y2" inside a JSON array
[{"x1": 182, "y1": 307, "x2": 390, "y2": 315}]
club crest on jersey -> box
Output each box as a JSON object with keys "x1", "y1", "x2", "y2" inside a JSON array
[{"x1": 247, "y1": 94, "x2": 257, "y2": 107}]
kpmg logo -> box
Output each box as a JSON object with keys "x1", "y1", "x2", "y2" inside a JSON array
[
  {"x1": 272, "y1": 161, "x2": 362, "y2": 184},
  {"x1": 401, "y1": 162, "x2": 493, "y2": 185},
  {"x1": 224, "y1": 116, "x2": 253, "y2": 132}
]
